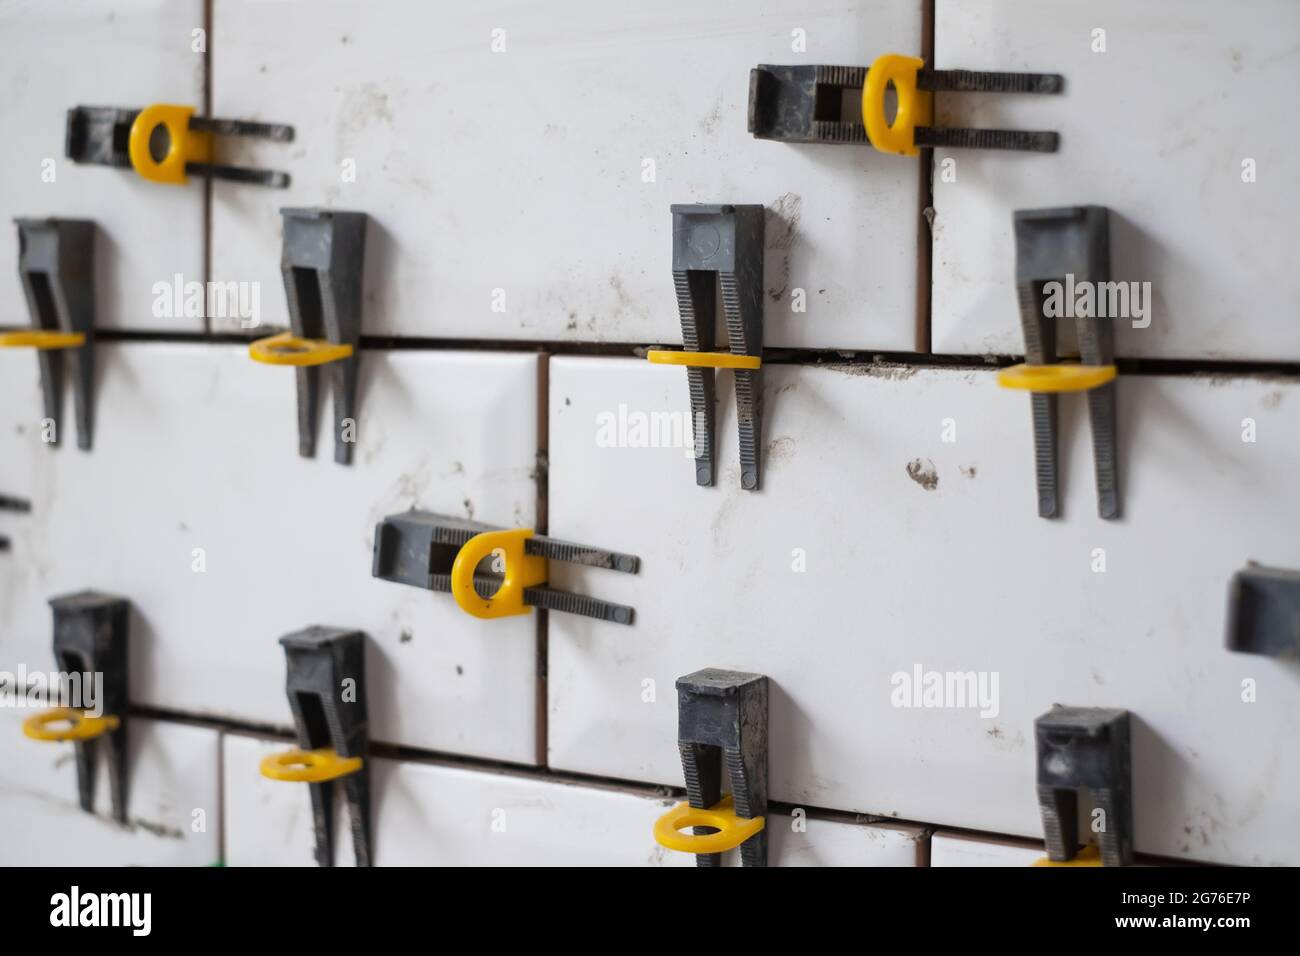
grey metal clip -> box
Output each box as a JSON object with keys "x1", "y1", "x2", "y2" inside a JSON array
[
  {"x1": 65, "y1": 105, "x2": 293, "y2": 187},
  {"x1": 748, "y1": 63, "x2": 1062, "y2": 151},
  {"x1": 675, "y1": 667, "x2": 769, "y2": 867},
  {"x1": 49, "y1": 591, "x2": 130, "y2": 823},
  {"x1": 278, "y1": 208, "x2": 368, "y2": 465},
  {"x1": 1013, "y1": 205, "x2": 1119, "y2": 519},
  {"x1": 371, "y1": 510, "x2": 639, "y2": 625},
  {"x1": 7, "y1": 218, "x2": 96, "y2": 449},
  {"x1": 1035, "y1": 705, "x2": 1133, "y2": 866},
  {"x1": 666, "y1": 203, "x2": 765, "y2": 490},
  {"x1": 278, "y1": 626, "x2": 372, "y2": 867},
  {"x1": 1226, "y1": 563, "x2": 1300, "y2": 659}
]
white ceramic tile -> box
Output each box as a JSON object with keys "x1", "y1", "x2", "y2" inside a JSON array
[
  {"x1": 930, "y1": 832, "x2": 1044, "y2": 867},
  {"x1": 0, "y1": 710, "x2": 220, "y2": 865},
  {"x1": 546, "y1": 356, "x2": 1300, "y2": 865},
  {"x1": 209, "y1": 0, "x2": 921, "y2": 349},
  {"x1": 931, "y1": 0, "x2": 1300, "y2": 360},
  {"x1": 222, "y1": 733, "x2": 922, "y2": 866},
  {"x1": 0, "y1": 343, "x2": 540, "y2": 763},
  {"x1": 0, "y1": 0, "x2": 206, "y2": 331},
  {"x1": 766, "y1": 813, "x2": 923, "y2": 867}
]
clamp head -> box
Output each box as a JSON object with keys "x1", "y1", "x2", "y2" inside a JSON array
[
  {"x1": 748, "y1": 64, "x2": 869, "y2": 144},
  {"x1": 1226, "y1": 564, "x2": 1300, "y2": 658},
  {"x1": 7, "y1": 219, "x2": 97, "y2": 450},
  {"x1": 1035, "y1": 705, "x2": 1133, "y2": 866},
  {"x1": 278, "y1": 625, "x2": 369, "y2": 760},
  {"x1": 49, "y1": 591, "x2": 129, "y2": 724},
  {"x1": 65, "y1": 106, "x2": 138, "y2": 168},
  {"x1": 39, "y1": 591, "x2": 130, "y2": 823},
  {"x1": 670, "y1": 203, "x2": 763, "y2": 276},
  {"x1": 1014, "y1": 206, "x2": 1111, "y2": 286}
]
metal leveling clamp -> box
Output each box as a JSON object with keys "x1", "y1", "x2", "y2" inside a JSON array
[
  {"x1": 998, "y1": 206, "x2": 1119, "y2": 519},
  {"x1": 249, "y1": 208, "x2": 369, "y2": 465},
  {"x1": 21, "y1": 592, "x2": 131, "y2": 823},
  {"x1": 654, "y1": 668, "x2": 769, "y2": 867},
  {"x1": 260, "y1": 627, "x2": 372, "y2": 867},
  {"x1": 373, "y1": 511, "x2": 639, "y2": 625},
  {"x1": 648, "y1": 204, "x2": 766, "y2": 491},
  {"x1": 1, "y1": 219, "x2": 96, "y2": 449},
  {"x1": 67, "y1": 103, "x2": 292, "y2": 186},
  {"x1": 1035, "y1": 705, "x2": 1133, "y2": 867},
  {"x1": 749, "y1": 54, "x2": 1062, "y2": 156}
]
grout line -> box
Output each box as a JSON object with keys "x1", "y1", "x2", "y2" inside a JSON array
[
  {"x1": 916, "y1": 826, "x2": 935, "y2": 867},
  {"x1": 133, "y1": 701, "x2": 1194, "y2": 866},
  {"x1": 535, "y1": 608, "x2": 549, "y2": 768},
  {"x1": 215, "y1": 728, "x2": 226, "y2": 866},
  {"x1": 88, "y1": 329, "x2": 1300, "y2": 379},
  {"x1": 535, "y1": 353, "x2": 550, "y2": 768},
  {"x1": 916, "y1": 0, "x2": 935, "y2": 354},
  {"x1": 201, "y1": 0, "x2": 213, "y2": 338},
  {"x1": 133, "y1": 704, "x2": 291, "y2": 739}
]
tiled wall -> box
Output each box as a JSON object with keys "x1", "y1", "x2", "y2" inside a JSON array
[{"x1": 1, "y1": 0, "x2": 1295, "y2": 866}]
